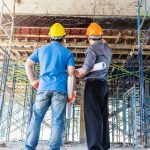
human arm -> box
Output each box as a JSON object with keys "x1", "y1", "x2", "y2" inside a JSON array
[
  {"x1": 25, "y1": 59, "x2": 36, "y2": 86},
  {"x1": 25, "y1": 49, "x2": 39, "y2": 89},
  {"x1": 67, "y1": 53, "x2": 76, "y2": 101},
  {"x1": 76, "y1": 49, "x2": 96, "y2": 78},
  {"x1": 67, "y1": 66, "x2": 76, "y2": 89},
  {"x1": 67, "y1": 52, "x2": 76, "y2": 90},
  {"x1": 76, "y1": 62, "x2": 106, "y2": 77},
  {"x1": 75, "y1": 68, "x2": 87, "y2": 78}
]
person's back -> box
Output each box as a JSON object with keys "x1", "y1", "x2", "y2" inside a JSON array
[
  {"x1": 83, "y1": 40, "x2": 112, "y2": 81},
  {"x1": 30, "y1": 41, "x2": 74, "y2": 93},
  {"x1": 76, "y1": 23, "x2": 111, "y2": 150},
  {"x1": 24, "y1": 23, "x2": 75, "y2": 150}
]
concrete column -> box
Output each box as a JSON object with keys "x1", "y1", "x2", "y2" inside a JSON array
[
  {"x1": 80, "y1": 96, "x2": 86, "y2": 142},
  {"x1": 79, "y1": 82, "x2": 86, "y2": 143}
]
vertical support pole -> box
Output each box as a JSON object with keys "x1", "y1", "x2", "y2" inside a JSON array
[
  {"x1": 80, "y1": 81, "x2": 86, "y2": 142},
  {"x1": 137, "y1": 0, "x2": 145, "y2": 145},
  {"x1": 0, "y1": 0, "x2": 16, "y2": 125},
  {"x1": 132, "y1": 85, "x2": 138, "y2": 150},
  {"x1": 28, "y1": 87, "x2": 34, "y2": 124},
  {"x1": 123, "y1": 80, "x2": 126, "y2": 147},
  {"x1": 127, "y1": 60, "x2": 131, "y2": 144},
  {"x1": 6, "y1": 64, "x2": 16, "y2": 141},
  {"x1": 118, "y1": 91, "x2": 120, "y2": 143},
  {"x1": 79, "y1": 95, "x2": 86, "y2": 142},
  {"x1": 111, "y1": 82, "x2": 115, "y2": 144},
  {"x1": 0, "y1": 0, "x2": 7, "y2": 123},
  {"x1": 131, "y1": 53, "x2": 138, "y2": 149},
  {"x1": 116, "y1": 85, "x2": 119, "y2": 143},
  {"x1": 21, "y1": 82, "x2": 28, "y2": 140},
  {"x1": 72, "y1": 103, "x2": 75, "y2": 142}
]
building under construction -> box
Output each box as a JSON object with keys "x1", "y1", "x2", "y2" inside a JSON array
[{"x1": 0, "y1": 0, "x2": 150, "y2": 149}]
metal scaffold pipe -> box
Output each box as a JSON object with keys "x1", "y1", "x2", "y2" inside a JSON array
[
  {"x1": 0, "y1": 0, "x2": 16, "y2": 126},
  {"x1": 137, "y1": 0, "x2": 150, "y2": 146}
]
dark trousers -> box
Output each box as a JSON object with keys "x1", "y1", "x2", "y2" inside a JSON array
[{"x1": 84, "y1": 80, "x2": 110, "y2": 150}]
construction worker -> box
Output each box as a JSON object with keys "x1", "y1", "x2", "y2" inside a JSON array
[
  {"x1": 76, "y1": 23, "x2": 112, "y2": 150},
  {"x1": 24, "y1": 23, "x2": 75, "y2": 150}
]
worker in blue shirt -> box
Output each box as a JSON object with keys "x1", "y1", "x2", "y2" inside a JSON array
[
  {"x1": 25, "y1": 23, "x2": 75, "y2": 150},
  {"x1": 76, "y1": 23, "x2": 112, "y2": 150}
]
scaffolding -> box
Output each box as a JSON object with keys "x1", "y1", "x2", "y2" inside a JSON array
[
  {"x1": 108, "y1": 0, "x2": 150, "y2": 148},
  {"x1": 109, "y1": 55, "x2": 150, "y2": 149},
  {"x1": 137, "y1": 0, "x2": 150, "y2": 147},
  {"x1": 0, "y1": 0, "x2": 81, "y2": 141},
  {"x1": 0, "y1": 0, "x2": 15, "y2": 125},
  {"x1": 0, "y1": 0, "x2": 150, "y2": 149}
]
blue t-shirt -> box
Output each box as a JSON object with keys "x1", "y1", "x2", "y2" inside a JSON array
[{"x1": 28, "y1": 41, "x2": 75, "y2": 93}]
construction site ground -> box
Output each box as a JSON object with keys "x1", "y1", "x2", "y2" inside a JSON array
[{"x1": 0, "y1": 141, "x2": 150, "y2": 150}]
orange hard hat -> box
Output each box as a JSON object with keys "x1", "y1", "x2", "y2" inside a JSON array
[{"x1": 86, "y1": 23, "x2": 103, "y2": 36}]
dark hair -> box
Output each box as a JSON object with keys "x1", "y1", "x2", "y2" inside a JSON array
[
  {"x1": 51, "y1": 38, "x2": 63, "y2": 42},
  {"x1": 91, "y1": 38, "x2": 101, "y2": 41},
  {"x1": 89, "y1": 36, "x2": 102, "y2": 41}
]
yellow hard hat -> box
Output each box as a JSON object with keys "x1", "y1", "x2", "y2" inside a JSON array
[{"x1": 48, "y1": 23, "x2": 66, "y2": 38}]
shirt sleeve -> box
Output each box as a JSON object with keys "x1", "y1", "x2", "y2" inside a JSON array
[
  {"x1": 28, "y1": 49, "x2": 39, "y2": 63},
  {"x1": 82, "y1": 49, "x2": 96, "y2": 72},
  {"x1": 67, "y1": 53, "x2": 75, "y2": 66}
]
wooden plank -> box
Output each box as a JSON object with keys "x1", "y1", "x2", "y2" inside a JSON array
[
  {"x1": 8, "y1": 48, "x2": 150, "y2": 56},
  {"x1": 0, "y1": 40, "x2": 150, "y2": 50},
  {"x1": 115, "y1": 32, "x2": 121, "y2": 44},
  {"x1": 0, "y1": 34, "x2": 136, "y2": 39}
]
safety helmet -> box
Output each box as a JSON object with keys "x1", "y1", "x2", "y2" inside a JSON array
[
  {"x1": 86, "y1": 23, "x2": 103, "y2": 37},
  {"x1": 48, "y1": 23, "x2": 66, "y2": 39}
]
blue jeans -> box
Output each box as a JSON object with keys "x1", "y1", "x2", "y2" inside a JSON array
[{"x1": 25, "y1": 90, "x2": 67, "y2": 150}]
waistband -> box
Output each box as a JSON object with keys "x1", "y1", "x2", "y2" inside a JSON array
[{"x1": 85, "y1": 78, "x2": 106, "y2": 82}]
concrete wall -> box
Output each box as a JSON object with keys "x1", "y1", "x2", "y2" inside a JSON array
[{"x1": 1, "y1": 0, "x2": 149, "y2": 16}]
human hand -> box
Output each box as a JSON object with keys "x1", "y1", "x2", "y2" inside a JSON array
[
  {"x1": 75, "y1": 69, "x2": 81, "y2": 78},
  {"x1": 31, "y1": 80, "x2": 39, "y2": 90},
  {"x1": 67, "y1": 91, "x2": 77, "y2": 104}
]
